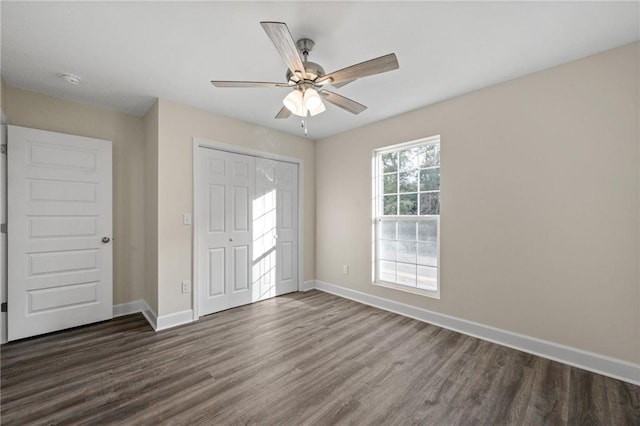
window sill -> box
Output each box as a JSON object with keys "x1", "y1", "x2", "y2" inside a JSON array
[{"x1": 373, "y1": 280, "x2": 440, "y2": 299}]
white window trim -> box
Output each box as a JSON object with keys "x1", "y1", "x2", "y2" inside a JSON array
[{"x1": 371, "y1": 135, "x2": 441, "y2": 299}]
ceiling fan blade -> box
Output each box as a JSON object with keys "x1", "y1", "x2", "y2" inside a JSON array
[
  {"x1": 260, "y1": 21, "x2": 307, "y2": 79},
  {"x1": 317, "y1": 53, "x2": 399, "y2": 85},
  {"x1": 211, "y1": 81, "x2": 290, "y2": 88},
  {"x1": 275, "y1": 106, "x2": 292, "y2": 119},
  {"x1": 331, "y1": 79, "x2": 355, "y2": 89},
  {"x1": 320, "y1": 90, "x2": 367, "y2": 114}
]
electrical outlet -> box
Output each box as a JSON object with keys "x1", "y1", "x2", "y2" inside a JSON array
[
  {"x1": 343, "y1": 264, "x2": 349, "y2": 275},
  {"x1": 181, "y1": 280, "x2": 191, "y2": 294}
]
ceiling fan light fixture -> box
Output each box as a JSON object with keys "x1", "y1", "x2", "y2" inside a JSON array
[
  {"x1": 212, "y1": 21, "x2": 399, "y2": 133},
  {"x1": 303, "y1": 88, "x2": 322, "y2": 110},
  {"x1": 283, "y1": 90, "x2": 304, "y2": 114}
]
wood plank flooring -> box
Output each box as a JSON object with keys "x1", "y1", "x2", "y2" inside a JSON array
[{"x1": 1, "y1": 290, "x2": 638, "y2": 425}]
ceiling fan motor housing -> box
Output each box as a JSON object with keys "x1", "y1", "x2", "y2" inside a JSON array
[
  {"x1": 286, "y1": 61, "x2": 326, "y2": 84},
  {"x1": 285, "y1": 38, "x2": 326, "y2": 84}
]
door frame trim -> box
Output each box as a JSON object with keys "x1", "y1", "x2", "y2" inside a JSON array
[{"x1": 192, "y1": 138, "x2": 304, "y2": 320}]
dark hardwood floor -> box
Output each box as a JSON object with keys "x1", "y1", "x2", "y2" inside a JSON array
[{"x1": 1, "y1": 290, "x2": 638, "y2": 425}]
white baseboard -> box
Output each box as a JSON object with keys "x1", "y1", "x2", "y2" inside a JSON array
[
  {"x1": 113, "y1": 299, "x2": 158, "y2": 330},
  {"x1": 113, "y1": 300, "x2": 144, "y2": 317},
  {"x1": 156, "y1": 309, "x2": 194, "y2": 331},
  {"x1": 113, "y1": 300, "x2": 192, "y2": 331},
  {"x1": 314, "y1": 280, "x2": 640, "y2": 386},
  {"x1": 301, "y1": 280, "x2": 316, "y2": 291},
  {"x1": 140, "y1": 301, "x2": 158, "y2": 330}
]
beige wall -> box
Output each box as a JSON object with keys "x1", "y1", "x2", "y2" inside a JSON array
[
  {"x1": 3, "y1": 87, "x2": 147, "y2": 305},
  {"x1": 156, "y1": 99, "x2": 315, "y2": 316},
  {"x1": 316, "y1": 43, "x2": 640, "y2": 364},
  {"x1": 144, "y1": 101, "x2": 159, "y2": 314}
]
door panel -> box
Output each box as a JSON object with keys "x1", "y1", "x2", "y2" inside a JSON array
[
  {"x1": 233, "y1": 245, "x2": 249, "y2": 291},
  {"x1": 232, "y1": 186, "x2": 249, "y2": 231},
  {"x1": 8, "y1": 125, "x2": 112, "y2": 341},
  {"x1": 276, "y1": 162, "x2": 298, "y2": 295},
  {"x1": 281, "y1": 242, "x2": 293, "y2": 281},
  {"x1": 30, "y1": 216, "x2": 97, "y2": 238},
  {"x1": 208, "y1": 248, "x2": 225, "y2": 296},
  {"x1": 29, "y1": 249, "x2": 98, "y2": 275},
  {"x1": 29, "y1": 282, "x2": 98, "y2": 313},
  {"x1": 197, "y1": 148, "x2": 254, "y2": 315},
  {"x1": 256, "y1": 158, "x2": 298, "y2": 298},
  {"x1": 208, "y1": 185, "x2": 225, "y2": 232},
  {"x1": 281, "y1": 191, "x2": 293, "y2": 229}
]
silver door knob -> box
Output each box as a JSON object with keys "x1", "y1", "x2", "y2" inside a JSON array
[
  {"x1": 229, "y1": 238, "x2": 233, "y2": 242},
  {"x1": 101, "y1": 237, "x2": 111, "y2": 243}
]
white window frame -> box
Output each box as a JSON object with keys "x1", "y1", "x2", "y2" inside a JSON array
[{"x1": 372, "y1": 135, "x2": 441, "y2": 299}]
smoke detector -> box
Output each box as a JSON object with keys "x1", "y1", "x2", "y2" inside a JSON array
[{"x1": 60, "y1": 73, "x2": 81, "y2": 85}]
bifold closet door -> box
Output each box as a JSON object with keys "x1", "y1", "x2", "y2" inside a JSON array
[
  {"x1": 196, "y1": 146, "x2": 299, "y2": 317},
  {"x1": 197, "y1": 148, "x2": 255, "y2": 316},
  {"x1": 255, "y1": 158, "x2": 298, "y2": 299}
]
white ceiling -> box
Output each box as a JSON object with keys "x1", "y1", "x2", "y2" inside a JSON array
[{"x1": 2, "y1": 1, "x2": 638, "y2": 139}]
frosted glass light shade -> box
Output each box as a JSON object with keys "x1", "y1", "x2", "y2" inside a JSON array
[
  {"x1": 303, "y1": 88, "x2": 322, "y2": 110},
  {"x1": 309, "y1": 101, "x2": 326, "y2": 116},
  {"x1": 283, "y1": 88, "x2": 326, "y2": 117},
  {"x1": 283, "y1": 90, "x2": 303, "y2": 114}
]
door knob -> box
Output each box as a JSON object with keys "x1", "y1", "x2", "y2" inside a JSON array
[
  {"x1": 229, "y1": 238, "x2": 233, "y2": 242},
  {"x1": 101, "y1": 237, "x2": 111, "y2": 244}
]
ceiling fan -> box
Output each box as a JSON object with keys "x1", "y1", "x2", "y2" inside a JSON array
[{"x1": 211, "y1": 21, "x2": 399, "y2": 134}]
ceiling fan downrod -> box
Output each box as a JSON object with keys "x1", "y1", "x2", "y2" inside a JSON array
[{"x1": 296, "y1": 38, "x2": 314, "y2": 63}]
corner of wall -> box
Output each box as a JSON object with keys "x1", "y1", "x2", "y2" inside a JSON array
[
  {"x1": 312, "y1": 136, "x2": 318, "y2": 282},
  {"x1": 143, "y1": 99, "x2": 160, "y2": 316}
]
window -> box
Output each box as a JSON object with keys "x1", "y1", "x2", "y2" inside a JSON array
[{"x1": 374, "y1": 136, "x2": 440, "y2": 297}]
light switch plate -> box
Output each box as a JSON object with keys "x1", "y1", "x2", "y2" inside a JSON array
[
  {"x1": 181, "y1": 280, "x2": 191, "y2": 294},
  {"x1": 183, "y1": 213, "x2": 192, "y2": 225}
]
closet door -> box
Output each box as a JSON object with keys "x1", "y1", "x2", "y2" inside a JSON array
[
  {"x1": 255, "y1": 159, "x2": 298, "y2": 300},
  {"x1": 274, "y1": 161, "x2": 298, "y2": 295},
  {"x1": 197, "y1": 148, "x2": 254, "y2": 316}
]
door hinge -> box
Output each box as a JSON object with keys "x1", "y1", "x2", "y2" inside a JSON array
[
  {"x1": 1, "y1": 303, "x2": 6, "y2": 313},
  {"x1": 0, "y1": 223, "x2": 6, "y2": 234},
  {"x1": 0, "y1": 144, "x2": 6, "y2": 155}
]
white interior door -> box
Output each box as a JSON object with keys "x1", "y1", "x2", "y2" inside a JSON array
[
  {"x1": 8, "y1": 126, "x2": 113, "y2": 341},
  {"x1": 255, "y1": 158, "x2": 298, "y2": 299},
  {"x1": 197, "y1": 148, "x2": 254, "y2": 315}
]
